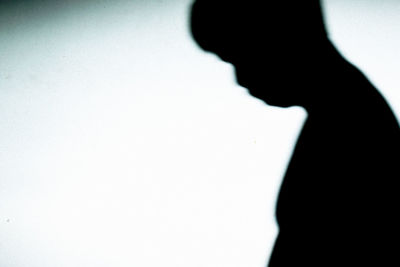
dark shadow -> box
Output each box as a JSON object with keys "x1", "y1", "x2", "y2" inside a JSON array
[{"x1": 190, "y1": 0, "x2": 400, "y2": 265}]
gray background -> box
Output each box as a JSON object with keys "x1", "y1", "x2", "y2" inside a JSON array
[{"x1": 1, "y1": 0, "x2": 399, "y2": 266}]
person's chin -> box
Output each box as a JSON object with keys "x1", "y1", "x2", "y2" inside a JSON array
[
  {"x1": 250, "y1": 93, "x2": 293, "y2": 108},
  {"x1": 264, "y1": 99, "x2": 293, "y2": 108},
  {"x1": 247, "y1": 90, "x2": 291, "y2": 108}
]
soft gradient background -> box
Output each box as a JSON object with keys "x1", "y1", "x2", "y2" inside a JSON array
[{"x1": 1, "y1": 0, "x2": 399, "y2": 266}]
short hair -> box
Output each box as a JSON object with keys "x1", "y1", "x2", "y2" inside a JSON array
[{"x1": 190, "y1": 0, "x2": 327, "y2": 53}]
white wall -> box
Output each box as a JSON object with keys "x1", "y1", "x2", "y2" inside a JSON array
[{"x1": 0, "y1": 0, "x2": 398, "y2": 266}]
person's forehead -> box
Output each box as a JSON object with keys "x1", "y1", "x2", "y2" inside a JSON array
[
  {"x1": 191, "y1": 0, "x2": 327, "y2": 56},
  {"x1": 192, "y1": 0, "x2": 324, "y2": 28}
]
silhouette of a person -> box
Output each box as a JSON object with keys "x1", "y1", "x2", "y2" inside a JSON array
[{"x1": 190, "y1": 0, "x2": 400, "y2": 265}]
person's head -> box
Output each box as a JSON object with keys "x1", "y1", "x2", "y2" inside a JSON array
[{"x1": 190, "y1": 0, "x2": 334, "y2": 108}]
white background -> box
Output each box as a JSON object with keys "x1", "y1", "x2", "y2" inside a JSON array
[{"x1": 0, "y1": 0, "x2": 399, "y2": 266}]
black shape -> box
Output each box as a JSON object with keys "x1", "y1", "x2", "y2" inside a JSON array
[{"x1": 190, "y1": 1, "x2": 400, "y2": 265}]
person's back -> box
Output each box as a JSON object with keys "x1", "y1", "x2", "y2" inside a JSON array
[
  {"x1": 271, "y1": 65, "x2": 400, "y2": 266},
  {"x1": 190, "y1": 0, "x2": 400, "y2": 265}
]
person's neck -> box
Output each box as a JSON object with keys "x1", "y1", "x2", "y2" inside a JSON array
[{"x1": 302, "y1": 43, "x2": 366, "y2": 114}]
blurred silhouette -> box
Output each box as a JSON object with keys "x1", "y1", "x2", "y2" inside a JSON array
[{"x1": 190, "y1": 0, "x2": 400, "y2": 265}]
